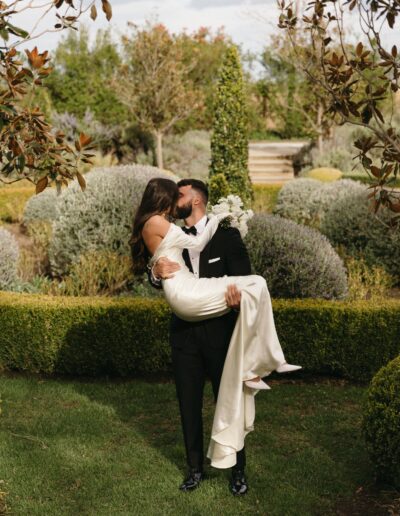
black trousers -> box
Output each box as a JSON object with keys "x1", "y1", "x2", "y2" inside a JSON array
[{"x1": 171, "y1": 324, "x2": 246, "y2": 472}]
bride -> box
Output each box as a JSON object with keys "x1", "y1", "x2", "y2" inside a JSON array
[{"x1": 130, "y1": 177, "x2": 301, "y2": 469}]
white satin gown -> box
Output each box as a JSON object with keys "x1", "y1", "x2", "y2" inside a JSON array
[{"x1": 149, "y1": 214, "x2": 287, "y2": 469}]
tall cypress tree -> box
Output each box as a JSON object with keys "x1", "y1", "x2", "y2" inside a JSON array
[{"x1": 209, "y1": 46, "x2": 253, "y2": 206}]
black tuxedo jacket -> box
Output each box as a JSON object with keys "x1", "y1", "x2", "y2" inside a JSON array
[{"x1": 169, "y1": 225, "x2": 252, "y2": 349}]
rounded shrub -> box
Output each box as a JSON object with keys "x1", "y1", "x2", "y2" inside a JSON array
[
  {"x1": 245, "y1": 213, "x2": 348, "y2": 299},
  {"x1": 306, "y1": 179, "x2": 363, "y2": 228},
  {"x1": 0, "y1": 228, "x2": 19, "y2": 289},
  {"x1": 23, "y1": 188, "x2": 59, "y2": 224},
  {"x1": 363, "y1": 355, "x2": 400, "y2": 487},
  {"x1": 49, "y1": 164, "x2": 177, "y2": 276},
  {"x1": 321, "y1": 186, "x2": 400, "y2": 280},
  {"x1": 306, "y1": 167, "x2": 343, "y2": 182},
  {"x1": 273, "y1": 178, "x2": 321, "y2": 224}
]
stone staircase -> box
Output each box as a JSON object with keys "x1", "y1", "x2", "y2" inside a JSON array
[{"x1": 248, "y1": 140, "x2": 310, "y2": 184}]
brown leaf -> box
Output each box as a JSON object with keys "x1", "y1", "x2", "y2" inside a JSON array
[
  {"x1": 36, "y1": 175, "x2": 48, "y2": 194},
  {"x1": 356, "y1": 42, "x2": 363, "y2": 57},
  {"x1": 388, "y1": 201, "x2": 400, "y2": 213},
  {"x1": 101, "y1": 0, "x2": 112, "y2": 21},
  {"x1": 370, "y1": 166, "x2": 382, "y2": 178},
  {"x1": 90, "y1": 4, "x2": 97, "y2": 20},
  {"x1": 76, "y1": 171, "x2": 86, "y2": 191},
  {"x1": 79, "y1": 133, "x2": 92, "y2": 148}
]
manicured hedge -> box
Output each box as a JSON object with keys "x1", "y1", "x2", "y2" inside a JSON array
[
  {"x1": 0, "y1": 292, "x2": 399, "y2": 381},
  {"x1": 363, "y1": 356, "x2": 400, "y2": 488}
]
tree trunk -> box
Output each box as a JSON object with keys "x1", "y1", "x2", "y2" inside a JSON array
[
  {"x1": 154, "y1": 131, "x2": 163, "y2": 170},
  {"x1": 317, "y1": 103, "x2": 324, "y2": 153}
]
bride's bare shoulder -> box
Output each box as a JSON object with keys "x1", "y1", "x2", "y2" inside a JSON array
[{"x1": 143, "y1": 215, "x2": 170, "y2": 237}]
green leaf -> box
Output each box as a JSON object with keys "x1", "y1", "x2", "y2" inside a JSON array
[{"x1": 5, "y1": 22, "x2": 29, "y2": 39}]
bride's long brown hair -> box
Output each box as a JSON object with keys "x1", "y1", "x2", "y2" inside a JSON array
[{"x1": 129, "y1": 177, "x2": 179, "y2": 275}]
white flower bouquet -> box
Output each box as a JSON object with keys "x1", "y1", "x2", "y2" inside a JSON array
[{"x1": 209, "y1": 194, "x2": 254, "y2": 238}]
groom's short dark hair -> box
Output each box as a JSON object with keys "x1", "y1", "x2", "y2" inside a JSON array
[{"x1": 177, "y1": 179, "x2": 208, "y2": 204}]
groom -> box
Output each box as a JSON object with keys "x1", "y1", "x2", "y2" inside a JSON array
[{"x1": 148, "y1": 178, "x2": 252, "y2": 496}]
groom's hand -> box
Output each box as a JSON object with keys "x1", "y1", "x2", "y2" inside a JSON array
[
  {"x1": 225, "y1": 284, "x2": 241, "y2": 310},
  {"x1": 153, "y1": 257, "x2": 181, "y2": 279}
]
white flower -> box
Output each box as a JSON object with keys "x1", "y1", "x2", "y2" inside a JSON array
[{"x1": 209, "y1": 195, "x2": 253, "y2": 239}]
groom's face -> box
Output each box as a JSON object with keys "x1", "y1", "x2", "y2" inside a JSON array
[{"x1": 175, "y1": 186, "x2": 194, "y2": 219}]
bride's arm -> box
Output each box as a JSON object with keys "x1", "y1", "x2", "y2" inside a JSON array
[{"x1": 177, "y1": 213, "x2": 228, "y2": 252}]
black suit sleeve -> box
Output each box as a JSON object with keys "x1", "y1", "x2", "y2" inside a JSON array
[{"x1": 223, "y1": 227, "x2": 252, "y2": 276}]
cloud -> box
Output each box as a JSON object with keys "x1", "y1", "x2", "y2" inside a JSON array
[{"x1": 190, "y1": 0, "x2": 266, "y2": 9}]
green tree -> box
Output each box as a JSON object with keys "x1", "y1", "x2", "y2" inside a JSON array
[
  {"x1": 46, "y1": 27, "x2": 125, "y2": 126},
  {"x1": 0, "y1": 0, "x2": 111, "y2": 191},
  {"x1": 209, "y1": 46, "x2": 253, "y2": 206},
  {"x1": 177, "y1": 27, "x2": 233, "y2": 131},
  {"x1": 279, "y1": 0, "x2": 400, "y2": 216},
  {"x1": 113, "y1": 22, "x2": 199, "y2": 170}
]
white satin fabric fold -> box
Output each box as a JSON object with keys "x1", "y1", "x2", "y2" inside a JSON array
[{"x1": 150, "y1": 218, "x2": 286, "y2": 468}]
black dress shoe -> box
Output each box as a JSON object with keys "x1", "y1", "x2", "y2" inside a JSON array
[
  {"x1": 179, "y1": 469, "x2": 204, "y2": 492},
  {"x1": 230, "y1": 469, "x2": 248, "y2": 496}
]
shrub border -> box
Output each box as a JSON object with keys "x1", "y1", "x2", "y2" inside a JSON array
[{"x1": 0, "y1": 292, "x2": 399, "y2": 381}]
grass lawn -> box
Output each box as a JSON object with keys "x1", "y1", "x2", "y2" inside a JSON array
[{"x1": 0, "y1": 375, "x2": 398, "y2": 516}]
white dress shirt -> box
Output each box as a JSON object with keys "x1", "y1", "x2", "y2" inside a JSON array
[{"x1": 185, "y1": 215, "x2": 208, "y2": 277}]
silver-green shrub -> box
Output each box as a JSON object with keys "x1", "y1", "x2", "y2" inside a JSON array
[
  {"x1": 0, "y1": 228, "x2": 19, "y2": 289},
  {"x1": 137, "y1": 130, "x2": 210, "y2": 180},
  {"x1": 49, "y1": 164, "x2": 178, "y2": 276},
  {"x1": 245, "y1": 213, "x2": 348, "y2": 299},
  {"x1": 273, "y1": 178, "x2": 321, "y2": 224},
  {"x1": 23, "y1": 188, "x2": 59, "y2": 224},
  {"x1": 321, "y1": 188, "x2": 400, "y2": 280},
  {"x1": 306, "y1": 179, "x2": 364, "y2": 228}
]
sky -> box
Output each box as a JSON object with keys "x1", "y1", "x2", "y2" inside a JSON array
[
  {"x1": 10, "y1": 0, "x2": 398, "y2": 74},
  {"x1": 12, "y1": 0, "x2": 278, "y2": 62}
]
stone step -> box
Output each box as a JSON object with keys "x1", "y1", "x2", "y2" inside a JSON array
[
  {"x1": 249, "y1": 164, "x2": 294, "y2": 172},
  {"x1": 250, "y1": 172, "x2": 294, "y2": 183},
  {"x1": 249, "y1": 158, "x2": 293, "y2": 166}
]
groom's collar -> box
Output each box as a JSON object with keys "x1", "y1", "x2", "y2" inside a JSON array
[{"x1": 185, "y1": 214, "x2": 208, "y2": 235}]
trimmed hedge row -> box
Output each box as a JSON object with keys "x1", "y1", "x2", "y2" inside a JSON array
[{"x1": 0, "y1": 292, "x2": 399, "y2": 381}]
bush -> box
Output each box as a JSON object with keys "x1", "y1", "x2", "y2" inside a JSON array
[
  {"x1": 345, "y1": 255, "x2": 394, "y2": 301},
  {"x1": 209, "y1": 46, "x2": 253, "y2": 206},
  {"x1": 0, "y1": 187, "x2": 33, "y2": 223},
  {"x1": 23, "y1": 187, "x2": 59, "y2": 224},
  {"x1": 138, "y1": 130, "x2": 211, "y2": 180},
  {"x1": 305, "y1": 167, "x2": 343, "y2": 182},
  {"x1": 306, "y1": 179, "x2": 364, "y2": 228},
  {"x1": 252, "y1": 184, "x2": 281, "y2": 213},
  {"x1": 363, "y1": 356, "x2": 400, "y2": 487},
  {"x1": 312, "y1": 147, "x2": 357, "y2": 174},
  {"x1": 245, "y1": 213, "x2": 348, "y2": 299},
  {"x1": 48, "y1": 164, "x2": 177, "y2": 276},
  {"x1": 273, "y1": 178, "x2": 321, "y2": 224},
  {"x1": 321, "y1": 187, "x2": 400, "y2": 280},
  {"x1": 0, "y1": 228, "x2": 19, "y2": 289},
  {"x1": 0, "y1": 292, "x2": 399, "y2": 381},
  {"x1": 48, "y1": 250, "x2": 134, "y2": 297}
]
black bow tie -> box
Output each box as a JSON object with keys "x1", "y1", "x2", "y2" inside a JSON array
[{"x1": 182, "y1": 225, "x2": 197, "y2": 235}]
